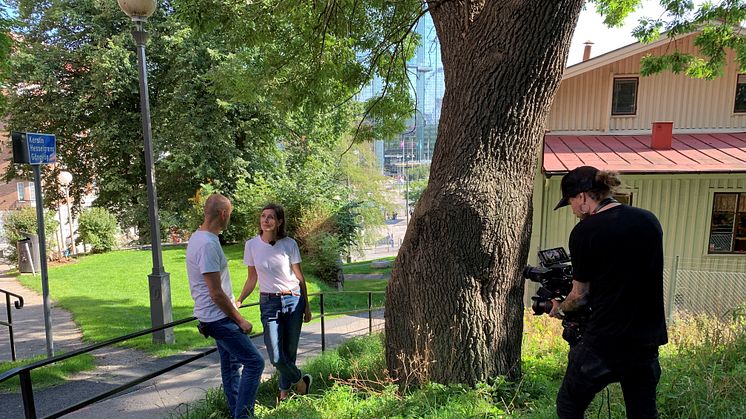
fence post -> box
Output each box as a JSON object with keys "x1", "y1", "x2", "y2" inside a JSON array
[
  {"x1": 368, "y1": 292, "x2": 372, "y2": 335},
  {"x1": 19, "y1": 369, "x2": 36, "y2": 419},
  {"x1": 6, "y1": 293, "x2": 16, "y2": 361},
  {"x1": 320, "y1": 293, "x2": 325, "y2": 352},
  {"x1": 666, "y1": 256, "x2": 679, "y2": 324}
]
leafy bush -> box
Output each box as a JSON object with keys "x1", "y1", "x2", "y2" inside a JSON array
[
  {"x1": 76, "y1": 207, "x2": 118, "y2": 253},
  {"x1": 1, "y1": 207, "x2": 58, "y2": 262}
]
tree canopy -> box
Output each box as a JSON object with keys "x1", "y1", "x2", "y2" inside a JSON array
[{"x1": 2, "y1": 0, "x2": 401, "y2": 247}]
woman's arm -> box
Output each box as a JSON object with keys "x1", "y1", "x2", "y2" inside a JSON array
[
  {"x1": 236, "y1": 266, "x2": 259, "y2": 308},
  {"x1": 291, "y1": 263, "x2": 312, "y2": 322}
]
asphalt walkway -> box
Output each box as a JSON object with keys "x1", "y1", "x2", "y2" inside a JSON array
[{"x1": 0, "y1": 269, "x2": 384, "y2": 418}]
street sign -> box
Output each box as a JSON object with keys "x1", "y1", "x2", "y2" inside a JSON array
[
  {"x1": 8, "y1": 130, "x2": 57, "y2": 357},
  {"x1": 26, "y1": 133, "x2": 57, "y2": 165}
]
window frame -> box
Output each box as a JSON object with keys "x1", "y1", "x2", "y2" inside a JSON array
[
  {"x1": 734, "y1": 74, "x2": 746, "y2": 113},
  {"x1": 613, "y1": 192, "x2": 633, "y2": 206},
  {"x1": 611, "y1": 77, "x2": 639, "y2": 116},
  {"x1": 708, "y1": 192, "x2": 746, "y2": 254},
  {"x1": 27, "y1": 182, "x2": 36, "y2": 202},
  {"x1": 16, "y1": 182, "x2": 25, "y2": 201}
]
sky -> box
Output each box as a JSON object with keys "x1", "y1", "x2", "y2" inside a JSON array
[{"x1": 568, "y1": 1, "x2": 666, "y2": 65}]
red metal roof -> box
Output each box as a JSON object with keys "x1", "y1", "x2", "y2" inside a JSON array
[{"x1": 543, "y1": 132, "x2": 746, "y2": 174}]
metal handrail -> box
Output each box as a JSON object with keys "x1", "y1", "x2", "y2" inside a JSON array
[
  {"x1": 1, "y1": 288, "x2": 24, "y2": 361},
  {"x1": 0, "y1": 290, "x2": 385, "y2": 419}
]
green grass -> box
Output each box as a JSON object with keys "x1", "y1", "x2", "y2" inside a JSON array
[
  {"x1": 341, "y1": 256, "x2": 395, "y2": 275},
  {"x1": 0, "y1": 353, "x2": 95, "y2": 393},
  {"x1": 342, "y1": 280, "x2": 388, "y2": 293},
  {"x1": 14, "y1": 245, "x2": 381, "y2": 356},
  {"x1": 180, "y1": 312, "x2": 746, "y2": 418}
]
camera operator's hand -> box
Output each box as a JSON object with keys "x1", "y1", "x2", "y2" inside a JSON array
[{"x1": 549, "y1": 300, "x2": 564, "y2": 319}]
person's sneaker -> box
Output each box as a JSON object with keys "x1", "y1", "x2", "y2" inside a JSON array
[{"x1": 298, "y1": 374, "x2": 312, "y2": 395}]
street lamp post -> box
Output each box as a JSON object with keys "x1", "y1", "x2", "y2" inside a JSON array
[
  {"x1": 118, "y1": 0, "x2": 174, "y2": 344},
  {"x1": 57, "y1": 171, "x2": 76, "y2": 257}
]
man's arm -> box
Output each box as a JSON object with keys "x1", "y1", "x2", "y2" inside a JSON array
[
  {"x1": 204, "y1": 271, "x2": 253, "y2": 333},
  {"x1": 235, "y1": 266, "x2": 259, "y2": 308},
  {"x1": 550, "y1": 280, "x2": 590, "y2": 318}
]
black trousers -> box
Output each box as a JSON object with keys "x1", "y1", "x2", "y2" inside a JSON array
[{"x1": 556, "y1": 342, "x2": 661, "y2": 419}]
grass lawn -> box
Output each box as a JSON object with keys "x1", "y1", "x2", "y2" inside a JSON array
[
  {"x1": 0, "y1": 353, "x2": 95, "y2": 392},
  {"x1": 341, "y1": 256, "x2": 395, "y2": 276},
  {"x1": 15, "y1": 245, "x2": 383, "y2": 357}
]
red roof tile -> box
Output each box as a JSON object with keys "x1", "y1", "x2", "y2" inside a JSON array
[{"x1": 543, "y1": 132, "x2": 746, "y2": 174}]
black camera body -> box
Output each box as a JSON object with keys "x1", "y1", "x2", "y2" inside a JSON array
[{"x1": 523, "y1": 247, "x2": 589, "y2": 346}]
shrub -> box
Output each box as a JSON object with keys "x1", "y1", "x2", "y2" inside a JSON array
[
  {"x1": 76, "y1": 207, "x2": 118, "y2": 253},
  {"x1": 1, "y1": 207, "x2": 58, "y2": 263}
]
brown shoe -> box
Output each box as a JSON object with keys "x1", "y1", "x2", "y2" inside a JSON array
[
  {"x1": 296, "y1": 374, "x2": 312, "y2": 395},
  {"x1": 279, "y1": 389, "x2": 289, "y2": 402}
]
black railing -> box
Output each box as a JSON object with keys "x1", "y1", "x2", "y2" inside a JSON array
[
  {"x1": 1, "y1": 288, "x2": 24, "y2": 361},
  {"x1": 0, "y1": 290, "x2": 384, "y2": 419}
]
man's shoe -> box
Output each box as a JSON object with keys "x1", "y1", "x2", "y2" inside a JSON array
[{"x1": 297, "y1": 374, "x2": 312, "y2": 395}]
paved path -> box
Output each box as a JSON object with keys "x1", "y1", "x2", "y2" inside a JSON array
[
  {"x1": 0, "y1": 269, "x2": 85, "y2": 360},
  {"x1": 0, "y1": 268, "x2": 385, "y2": 419}
]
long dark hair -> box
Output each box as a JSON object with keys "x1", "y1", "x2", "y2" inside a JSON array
[{"x1": 258, "y1": 203, "x2": 287, "y2": 239}]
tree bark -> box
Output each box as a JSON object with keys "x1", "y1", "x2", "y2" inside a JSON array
[{"x1": 385, "y1": 0, "x2": 584, "y2": 385}]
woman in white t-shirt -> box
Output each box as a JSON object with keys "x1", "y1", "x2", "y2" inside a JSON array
[{"x1": 236, "y1": 203, "x2": 312, "y2": 401}]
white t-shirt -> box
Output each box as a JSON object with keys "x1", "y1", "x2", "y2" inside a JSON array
[
  {"x1": 186, "y1": 230, "x2": 234, "y2": 322},
  {"x1": 243, "y1": 235, "x2": 302, "y2": 293}
]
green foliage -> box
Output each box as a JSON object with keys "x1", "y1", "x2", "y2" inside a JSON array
[
  {"x1": 1, "y1": 207, "x2": 59, "y2": 262},
  {"x1": 76, "y1": 207, "x2": 118, "y2": 253},
  {"x1": 173, "y1": 0, "x2": 417, "y2": 140},
  {"x1": 406, "y1": 163, "x2": 430, "y2": 182},
  {"x1": 405, "y1": 178, "x2": 428, "y2": 208},
  {"x1": 305, "y1": 233, "x2": 343, "y2": 284},
  {"x1": 598, "y1": 0, "x2": 746, "y2": 79},
  {"x1": 592, "y1": 0, "x2": 644, "y2": 27},
  {"x1": 0, "y1": 8, "x2": 12, "y2": 113}
]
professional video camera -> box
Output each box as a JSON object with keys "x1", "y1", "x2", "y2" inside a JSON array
[{"x1": 523, "y1": 247, "x2": 589, "y2": 346}]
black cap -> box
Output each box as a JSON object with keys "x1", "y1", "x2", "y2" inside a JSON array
[{"x1": 553, "y1": 166, "x2": 599, "y2": 210}]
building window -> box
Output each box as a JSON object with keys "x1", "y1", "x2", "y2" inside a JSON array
[
  {"x1": 611, "y1": 77, "x2": 638, "y2": 116},
  {"x1": 708, "y1": 193, "x2": 746, "y2": 254},
  {"x1": 16, "y1": 183, "x2": 25, "y2": 201},
  {"x1": 613, "y1": 193, "x2": 632, "y2": 206},
  {"x1": 734, "y1": 74, "x2": 746, "y2": 113},
  {"x1": 28, "y1": 182, "x2": 36, "y2": 201}
]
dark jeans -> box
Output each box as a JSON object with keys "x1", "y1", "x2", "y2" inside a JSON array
[
  {"x1": 201, "y1": 317, "x2": 265, "y2": 419},
  {"x1": 260, "y1": 293, "x2": 305, "y2": 391},
  {"x1": 557, "y1": 342, "x2": 661, "y2": 419}
]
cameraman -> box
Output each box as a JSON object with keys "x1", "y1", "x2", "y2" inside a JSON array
[{"x1": 549, "y1": 166, "x2": 668, "y2": 418}]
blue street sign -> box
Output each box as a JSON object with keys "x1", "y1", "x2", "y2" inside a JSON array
[{"x1": 26, "y1": 133, "x2": 57, "y2": 165}]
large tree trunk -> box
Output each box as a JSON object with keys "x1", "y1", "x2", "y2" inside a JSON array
[{"x1": 385, "y1": 0, "x2": 584, "y2": 385}]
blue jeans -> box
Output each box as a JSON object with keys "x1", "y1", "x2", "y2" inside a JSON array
[
  {"x1": 259, "y1": 293, "x2": 305, "y2": 391},
  {"x1": 202, "y1": 317, "x2": 265, "y2": 419}
]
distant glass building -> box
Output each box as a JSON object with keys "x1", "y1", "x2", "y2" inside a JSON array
[{"x1": 356, "y1": 12, "x2": 444, "y2": 174}]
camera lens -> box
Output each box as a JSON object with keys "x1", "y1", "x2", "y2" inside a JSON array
[{"x1": 531, "y1": 298, "x2": 553, "y2": 315}]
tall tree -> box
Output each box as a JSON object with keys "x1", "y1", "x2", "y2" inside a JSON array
[
  {"x1": 386, "y1": 0, "x2": 585, "y2": 384},
  {"x1": 387, "y1": 0, "x2": 746, "y2": 385}
]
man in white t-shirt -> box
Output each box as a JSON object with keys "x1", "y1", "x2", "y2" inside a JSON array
[{"x1": 186, "y1": 194, "x2": 264, "y2": 419}]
